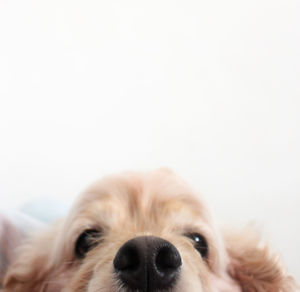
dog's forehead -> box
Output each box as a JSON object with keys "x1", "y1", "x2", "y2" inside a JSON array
[{"x1": 72, "y1": 171, "x2": 209, "y2": 228}]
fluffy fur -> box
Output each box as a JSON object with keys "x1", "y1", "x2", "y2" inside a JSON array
[{"x1": 1, "y1": 169, "x2": 297, "y2": 291}]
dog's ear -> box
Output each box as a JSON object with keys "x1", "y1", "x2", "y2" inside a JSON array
[
  {"x1": 2, "y1": 223, "x2": 63, "y2": 292},
  {"x1": 224, "y1": 227, "x2": 297, "y2": 292},
  {"x1": 0, "y1": 215, "x2": 23, "y2": 285},
  {"x1": 0, "y1": 213, "x2": 44, "y2": 286}
]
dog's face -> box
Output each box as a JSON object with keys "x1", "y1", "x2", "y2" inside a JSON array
[
  {"x1": 3, "y1": 169, "x2": 296, "y2": 292},
  {"x1": 59, "y1": 169, "x2": 239, "y2": 292}
]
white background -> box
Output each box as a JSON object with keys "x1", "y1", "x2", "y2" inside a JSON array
[{"x1": 0, "y1": 0, "x2": 299, "y2": 281}]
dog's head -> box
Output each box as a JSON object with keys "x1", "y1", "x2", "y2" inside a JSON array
[{"x1": 3, "y1": 169, "x2": 296, "y2": 292}]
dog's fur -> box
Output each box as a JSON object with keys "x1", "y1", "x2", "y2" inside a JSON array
[{"x1": 1, "y1": 169, "x2": 297, "y2": 291}]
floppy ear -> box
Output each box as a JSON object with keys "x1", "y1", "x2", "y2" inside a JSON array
[
  {"x1": 0, "y1": 215, "x2": 23, "y2": 286},
  {"x1": 2, "y1": 223, "x2": 65, "y2": 292},
  {"x1": 0, "y1": 212, "x2": 44, "y2": 286},
  {"x1": 224, "y1": 228, "x2": 298, "y2": 292}
]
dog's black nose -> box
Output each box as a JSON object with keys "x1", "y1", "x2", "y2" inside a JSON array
[{"x1": 113, "y1": 236, "x2": 182, "y2": 291}]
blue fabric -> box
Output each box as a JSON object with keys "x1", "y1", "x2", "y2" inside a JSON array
[{"x1": 20, "y1": 198, "x2": 70, "y2": 223}]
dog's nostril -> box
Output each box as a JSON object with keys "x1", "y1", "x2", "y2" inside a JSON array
[
  {"x1": 156, "y1": 245, "x2": 182, "y2": 272},
  {"x1": 113, "y1": 245, "x2": 140, "y2": 271},
  {"x1": 113, "y1": 236, "x2": 181, "y2": 291}
]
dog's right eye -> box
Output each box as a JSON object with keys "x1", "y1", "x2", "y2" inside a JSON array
[
  {"x1": 185, "y1": 233, "x2": 208, "y2": 259},
  {"x1": 75, "y1": 229, "x2": 102, "y2": 259}
]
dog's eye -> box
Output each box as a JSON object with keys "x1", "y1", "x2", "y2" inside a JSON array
[
  {"x1": 75, "y1": 229, "x2": 102, "y2": 259},
  {"x1": 185, "y1": 233, "x2": 208, "y2": 259}
]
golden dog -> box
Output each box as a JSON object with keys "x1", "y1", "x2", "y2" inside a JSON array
[{"x1": 1, "y1": 169, "x2": 297, "y2": 291}]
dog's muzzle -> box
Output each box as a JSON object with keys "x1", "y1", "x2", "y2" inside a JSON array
[{"x1": 113, "y1": 236, "x2": 182, "y2": 291}]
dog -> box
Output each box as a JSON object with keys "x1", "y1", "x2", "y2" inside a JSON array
[{"x1": 1, "y1": 169, "x2": 297, "y2": 291}]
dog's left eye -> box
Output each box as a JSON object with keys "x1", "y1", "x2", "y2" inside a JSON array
[
  {"x1": 185, "y1": 233, "x2": 208, "y2": 259},
  {"x1": 75, "y1": 229, "x2": 102, "y2": 259}
]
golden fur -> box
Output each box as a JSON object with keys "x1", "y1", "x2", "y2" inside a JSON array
[{"x1": 1, "y1": 169, "x2": 297, "y2": 291}]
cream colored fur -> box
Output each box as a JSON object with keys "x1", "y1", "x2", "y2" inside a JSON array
[{"x1": 1, "y1": 169, "x2": 297, "y2": 291}]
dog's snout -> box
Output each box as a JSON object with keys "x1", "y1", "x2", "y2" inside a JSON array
[{"x1": 113, "y1": 236, "x2": 182, "y2": 291}]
